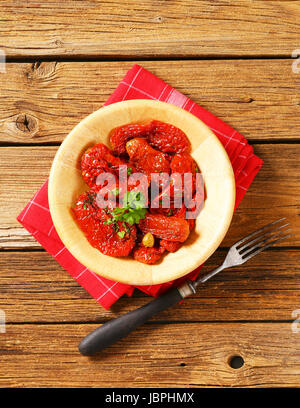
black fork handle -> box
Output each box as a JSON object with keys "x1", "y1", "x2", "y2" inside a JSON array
[{"x1": 79, "y1": 282, "x2": 194, "y2": 356}]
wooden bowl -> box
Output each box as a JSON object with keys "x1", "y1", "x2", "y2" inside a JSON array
[{"x1": 48, "y1": 100, "x2": 235, "y2": 285}]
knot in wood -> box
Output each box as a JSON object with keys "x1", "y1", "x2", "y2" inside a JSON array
[
  {"x1": 153, "y1": 16, "x2": 164, "y2": 23},
  {"x1": 27, "y1": 62, "x2": 58, "y2": 81},
  {"x1": 16, "y1": 114, "x2": 38, "y2": 133},
  {"x1": 243, "y1": 97, "x2": 254, "y2": 103}
]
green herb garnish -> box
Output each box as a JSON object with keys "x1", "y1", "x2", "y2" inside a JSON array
[
  {"x1": 83, "y1": 191, "x2": 96, "y2": 207},
  {"x1": 103, "y1": 191, "x2": 147, "y2": 235},
  {"x1": 127, "y1": 167, "x2": 133, "y2": 175},
  {"x1": 110, "y1": 191, "x2": 147, "y2": 226},
  {"x1": 111, "y1": 187, "x2": 120, "y2": 196},
  {"x1": 104, "y1": 218, "x2": 113, "y2": 225}
]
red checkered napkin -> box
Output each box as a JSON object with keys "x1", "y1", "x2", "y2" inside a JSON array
[{"x1": 17, "y1": 64, "x2": 263, "y2": 309}]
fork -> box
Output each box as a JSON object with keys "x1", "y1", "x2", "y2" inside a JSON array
[{"x1": 79, "y1": 218, "x2": 292, "y2": 356}]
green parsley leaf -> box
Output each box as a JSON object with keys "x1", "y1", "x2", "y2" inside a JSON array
[
  {"x1": 108, "y1": 190, "x2": 147, "y2": 227},
  {"x1": 104, "y1": 219, "x2": 113, "y2": 225},
  {"x1": 127, "y1": 167, "x2": 133, "y2": 175},
  {"x1": 117, "y1": 231, "x2": 125, "y2": 238},
  {"x1": 111, "y1": 187, "x2": 120, "y2": 196}
]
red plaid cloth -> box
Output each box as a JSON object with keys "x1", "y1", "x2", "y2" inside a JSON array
[{"x1": 17, "y1": 64, "x2": 263, "y2": 309}]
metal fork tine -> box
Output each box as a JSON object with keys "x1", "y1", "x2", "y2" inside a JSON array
[
  {"x1": 194, "y1": 219, "x2": 293, "y2": 287},
  {"x1": 235, "y1": 217, "x2": 287, "y2": 248},
  {"x1": 238, "y1": 222, "x2": 290, "y2": 253},
  {"x1": 241, "y1": 228, "x2": 291, "y2": 257},
  {"x1": 242, "y1": 233, "x2": 293, "y2": 262}
]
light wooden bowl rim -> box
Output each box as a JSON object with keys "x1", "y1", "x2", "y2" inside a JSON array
[{"x1": 48, "y1": 100, "x2": 235, "y2": 285}]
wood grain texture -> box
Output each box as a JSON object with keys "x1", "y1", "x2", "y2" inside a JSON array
[
  {"x1": 1, "y1": 144, "x2": 299, "y2": 249},
  {"x1": 0, "y1": 0, "x2": 299, "y2": 390},
  {"x1": 1, "y1": 60, "x2": 300, "y2": 144},
  {"x1": 1, "y1": 323, "x2": 299, "y2": 387},
  {"x1": 0, "y1": 250, "x2": 299, "y2": 323},
  {"x1": 0, "y1": 1, "x2": 299, "y2": 58}
]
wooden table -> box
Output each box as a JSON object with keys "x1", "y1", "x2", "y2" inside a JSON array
[{"x1": 0, "y1": 1, "x2": 300, "y2": 388}]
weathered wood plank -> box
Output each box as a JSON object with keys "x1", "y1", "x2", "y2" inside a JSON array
[
  {"x1": 0, "y1": 144, "x2": 299, "y2": 249},
  {"x1": 0, "y1": 1, "x2": 299, "y2": 58},
  {"x1": 1, "y1": 60, "x2": 300, "y2": 144},
  {"x1": 0, "y1": 323, "x2": 299, "y2": 387},
  {"x1": 0, "y1": 250, "x2": 299, "y2": 323}
]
